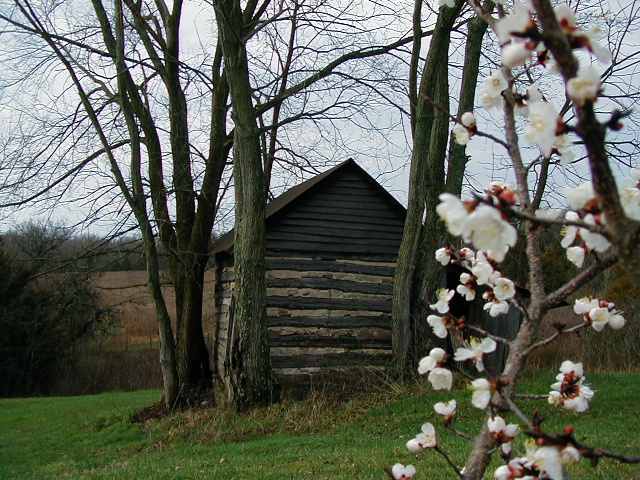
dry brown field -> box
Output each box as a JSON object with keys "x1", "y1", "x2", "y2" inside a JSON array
[{"x1": 92, "y1": 270, "x2": 217, "y2": 350}]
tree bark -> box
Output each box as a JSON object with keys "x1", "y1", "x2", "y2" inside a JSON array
[
  {"x1": 392, "y1": 0, "x2": 463, "y2": 374},
  {"x1": 215, "y1": 0, "x2": 276, "y2": 410}
]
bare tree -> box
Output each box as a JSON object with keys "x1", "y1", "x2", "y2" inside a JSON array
[
  {"x1": 0, "y1": 0, "x2": 436, "y2": 408},
  {"x1": 392, "y1": 0, "x2": 491, "y2": 373}
]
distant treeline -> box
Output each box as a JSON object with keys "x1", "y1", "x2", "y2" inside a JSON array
[
  {"x1": 0, "y1": 221, "x2": 116, "y2": 396},
  {"x1": 0, "y1": 220, "x2": 219, "y2": 273}
]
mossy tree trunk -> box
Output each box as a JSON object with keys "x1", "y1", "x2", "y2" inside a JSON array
[
  {"x1": 392, "y1": 0, "x2": 490, "y2": 374},
  {"x1": 215, "y1": 0, "x2": 276, "y2": 410}
]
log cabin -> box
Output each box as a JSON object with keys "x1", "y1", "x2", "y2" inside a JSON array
[
  {"x1": 211, "y1": 158, "x2": 524, "y2": 386},
  {"x1": 211, "y1": 158, "x2": 405, "y2": 385}
]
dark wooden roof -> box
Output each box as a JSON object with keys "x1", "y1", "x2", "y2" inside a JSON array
[{"x1": 212, "y1": 158, "x2": 406, "y2": 256}]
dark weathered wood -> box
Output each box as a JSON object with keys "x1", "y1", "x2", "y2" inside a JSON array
[
  {"x1": 268, "y1": 258, "x2": 394, "y2": 275},
  {"x1": 273, "y1": 218, "x2": 403, "y2": 234},
  {"x1": 269, "y1": 333, "x2": 391, "y2": 349},
  {"x1": 267, "y1": 296, "x2": 392, "y2": 312},
  {"x1": 266, "y1": 277, "x2": 392, "y2": 294},
  {"x1": 273, "y1": 367, "x2": 386, "y2": 385},
  {"x1": 266, "y1": 232, "x2": 402, "y2": 249},
  {"x1": 292, "y1": 202, "x2": 401, "y2": 219},
  {"x1": 267, "y1": 241, "x2": 396, "y2": 261},
  {"x1": 267, "y1": 315, "x2": 392, "y2": 329},
  {"x1": 271, "y1": 351, "x2": 392, "y2": 369},
  {"x1": 268, "y1": 224, "x2": 403, "y2": 241},
  {"x1": 282, "y1": 210, "x2": 404, "y2": 225}
]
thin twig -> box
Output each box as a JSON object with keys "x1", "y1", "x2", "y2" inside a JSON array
[
  {"x1": 435, "y1": 446, "x2": 464, "y2": 478},
  {"x1": 464, "y1": 325, "x2": 510, "y2": 344},
  {"x1": 504, "y1": 396, "x2": 534, "y2": 430},
  {"x1": 522, "y1": 322, "x2": 586, "y2": 356}
]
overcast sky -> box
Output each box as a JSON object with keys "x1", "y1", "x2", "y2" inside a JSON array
[{"x1": 0, "y1": 0, "x2": 638, "y2": 237}]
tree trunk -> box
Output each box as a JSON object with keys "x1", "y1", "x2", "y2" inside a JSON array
[
  {"x1": 413, "y1": 60, "x2": 451, "y2": 359},
  {"x1": 392, "y1": 1, "x2": 462, "y2": 374},
  {"x1": 215, "y1": 0, "x2": 276, "y2": 410},
  {"x1": 176, "y1": 259, "x2": 212, "y2": 392},
  {"x1": 445, "y1": 7, "x2": 491, "y2": 195}
]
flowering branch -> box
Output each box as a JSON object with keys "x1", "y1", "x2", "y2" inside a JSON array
[
  {"x1": 464, "y1": 324, "x2": 510, "y2": 345},
  {"x1": 525, "y1": 427, "x2": 640, "y2": 465},
  {"x1": 522, "y1": 322, "x2": 586, "y2": 356},
  {"x1": 543, "y1": 253, "x2": 618, "y2": 309}
]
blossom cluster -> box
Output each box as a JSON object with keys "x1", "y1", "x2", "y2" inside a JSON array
[
  {"x1": 436, "y1": 182, "x2": 517, "y2": 262},
  {"x1": 488, "y1": 415, "x2": 520, "y2": 456},
  {"x1": 559, "y1": 171, "x2": 640, "y2": 267},
  {"x1": 386, "y1": 0, "x2": 636, "y2": 477},
  {"x1": 574, "y1": 297, "x2": 625, "y2": 332},
  {"x1": 560, "y1": 182, "x2": 611, "y2": 267},
  {"x1": 433, "y1": 246, "x2": 516, "y2": 319},
  {"x1": 547, "y1": 360, "x2": 594, "y2": 413},
  {"x1": 494, "y1": 443, "x2": 580, "y2": 480}
]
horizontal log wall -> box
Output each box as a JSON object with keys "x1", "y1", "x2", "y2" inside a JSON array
[{"x1": 214, "y1": 256, "x2": 396, "y2": 383}]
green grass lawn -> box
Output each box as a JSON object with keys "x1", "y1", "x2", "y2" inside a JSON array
[{"x1": 1, "y1": 372, "x2": 639, "y2": 479}]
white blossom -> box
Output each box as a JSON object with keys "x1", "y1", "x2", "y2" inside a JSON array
[
  {"x1": 565, "y1": 182, "x2": 595, "y2": 210},
  {"x1": 560, "y1": 211, "x2": 580, "y2": 248},
  {"x1": 553, "y1": 134, "x2": 575, "y2": 163},
  {"x1": 457, "y1": 272, "x2": 476, "y2": 301},
  {"x1": 436, "y1": 193, "x2": 469, "y2": 236},
  {"x1": 487, "y1": 415, "x2": 520, "y2": 444},
  {"x1": 484, "y1": 300, "x2": 510, "y2": 317},
  {"x1": 608, "y1": 312, "x2": 626, "y2": 330},
  {"x1": 502, "y1": 42, "x2": 532, "y2": 68},
  {"x1": 560, "y1": 359, "x2": 584, "y2": 377},
  {"x1": 481, "y1": 71, "x2": 508, "y2": 109},
  {"x1": 454, "y1": 337, "x2": 497, "y2": 372},
  {"x1": 471, "y1": 255, "x2": 495, "y2": 285},
  {"x1": 584, "y1": 27, "x2": 612, "y2": 64},
  {"x1": 548, "y1": 361, "x2": 594, "y2": 413},
  {"x1": 580, "y1": 214, "x2": 610, "y2": 252},
  {"x1": 621, "y1": 186, "x2": 640, "y2": 221},
  {"x1": 567, "y1": 65, "x2": 601, "y2": 106},
  {"x1": 554, "y1": 4, "x2": 576, "y2": 31},
  {"x1": 574, "y1": 297, "x2": 599, "y2": 315},
  {"x1": 433, "y1": 399, "x2": 457, "y2": 422},
  {"x1": 430, "y1": 288, "x2": 455, "y2": 314},
  {"x1": 429, "y1": 367, "x2": 453, "y2": 391},
  {"x1": 418, "y1": 348, "x2": 453, "y2": 390},
  {"x1": 453, "y1": 124, "x2": 471, "y2": 145},
  {"x1": 586, "y1": 303, "x2": 626, "y2": 331},
  {"x1": 481, "y1": 90, "x2": 503, "y2": 110},
  {"x1": 589, "y1": 306, "x2": 611, "y2": 332},
  {"x1": 391, "y1": 464, "x2": 416, "y2": 480},
  {"x1": 566, "y1": 245, "x2": 585, "y2": 268},
  {"x1": 406, "y1": 422, "x2": 437, "y2": 452},
  {"x1": 427, "y1": 314, "x2": 448, "y2": 339},
  {"x1": 471, "y1": 378, "x2": 492, "y2": 409},
  {"x1": 461, "y1": 112, "x2": 476, "y2": 127},
  {"x1": 494, "y1": 458, "x2": 527, "y2": 479},
  {"x1": 418, "y1": 347, "x2": 446, "y2": 374},
  {"x1": 462, "y1": 205, "x2": 517, "y2": 262},
  {"x1": 526, "y1": 101, "x2": 558, "y2": 157},
  {"x1": 435, "y1": 247, "x2": 451, "y2": 266},
  {"x1": 532, "y1": 446, "x2": 563, "y2": 480},
  {"x1": 493, "y1": 277, "x2": 515, "y2": 301},
  {"x1": 495, "y1": 3, "x2": 531, "y2": 43},
  {"x1": 459, "y1": 247, "x2": 476, "y2": 263},
  {"x1": 560, "y1": 446, "x2": 581, "y2": 465}
]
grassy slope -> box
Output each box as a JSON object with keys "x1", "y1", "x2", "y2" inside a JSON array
[{"x1": 1, "y1": 372, "x2": 639, "y2": 479}]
